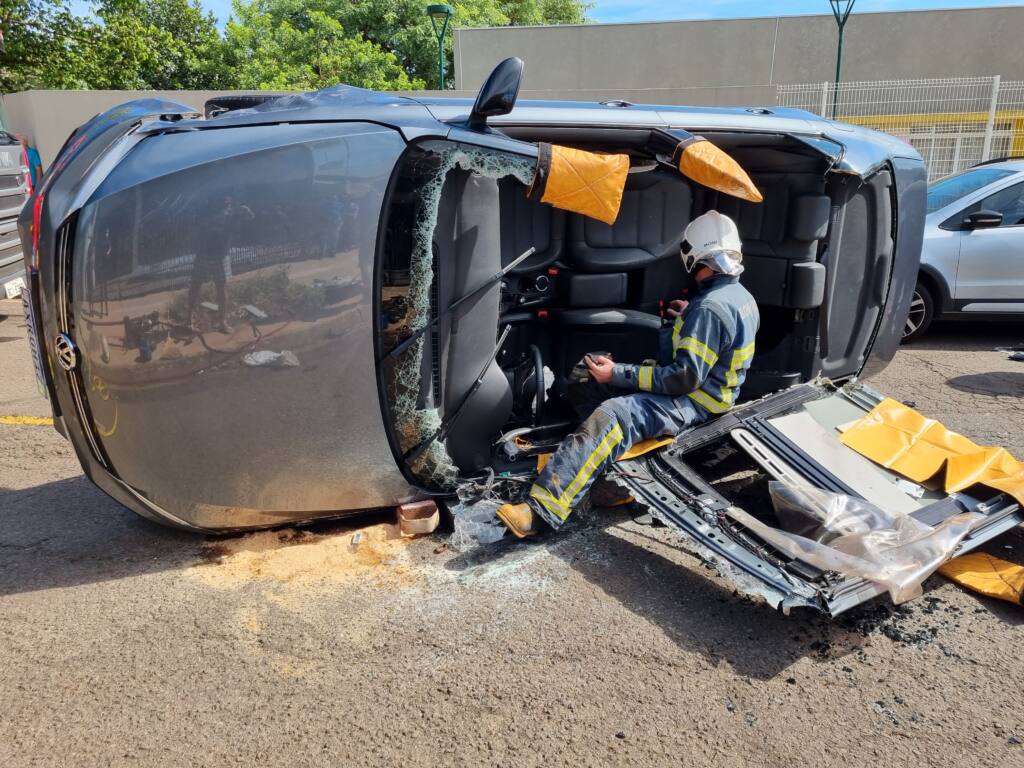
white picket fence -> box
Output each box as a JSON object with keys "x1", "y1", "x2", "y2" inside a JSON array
[{"x1": 777, "y1": 77, "x2": 1024, "y2": 181}]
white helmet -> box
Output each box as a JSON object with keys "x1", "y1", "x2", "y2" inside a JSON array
[{"x1": 680, "y1": 210, "x2": 744, "y2": 276}]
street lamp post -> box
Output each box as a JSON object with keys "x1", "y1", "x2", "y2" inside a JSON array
[
  {"x1": 426, "y1": 4, "x2": 454, "y2": 90},
  {"x1": 829, "y1": 0, "x2": 855, "y2": 119}
]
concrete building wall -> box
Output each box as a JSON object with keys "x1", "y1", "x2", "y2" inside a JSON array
[
  {"x1": 0, "y1": 90, "x2": 270, "y2": 167},
  {"x1": 454, "y1": 7, "x2": 1024, "y2": 97},
  {"x1": 1, "y1": 89, "x2": 464, "y2": 168}
]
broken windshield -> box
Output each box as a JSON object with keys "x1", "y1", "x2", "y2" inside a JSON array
[{"x1": 378, "y1": 140, "x2": 534, "y2": 489}]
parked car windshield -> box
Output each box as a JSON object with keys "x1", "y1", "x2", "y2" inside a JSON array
[{"x1": 926, "y1": 167, "x2": 1017, "y2": 213}]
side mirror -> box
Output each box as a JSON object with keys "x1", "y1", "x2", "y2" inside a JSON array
[
  {"x1": 468, "y1": 57, "x2": 523, "y2": 130},
  {"x1": 963, "y1": 210, "x2": 1003, "y2": 229}
]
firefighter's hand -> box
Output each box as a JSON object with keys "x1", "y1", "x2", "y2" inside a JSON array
[
  {"x1": 585, "y1": 354, "x2": 615, "y2": 385},
  {"x1": 666, "y1": 299, "x2": 689, "y2": 318}
]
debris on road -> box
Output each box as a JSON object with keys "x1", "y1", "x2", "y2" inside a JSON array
[
  {"x1": 397, "y1": 499, "x2": 440, "y2": 537},
  {"x1": 241, "y1": 350, "x2": 300, "y2": 368},
  {"x1": 448, "y1": 498, "x2": 508, "y2": 550},
  {"x1": 192, "y1": 522, "x2": 415, "y2": 590}
]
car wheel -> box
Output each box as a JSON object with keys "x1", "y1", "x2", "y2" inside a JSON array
[{"x1": 902, "y1": 282, "x2": 934, "y2": 343}]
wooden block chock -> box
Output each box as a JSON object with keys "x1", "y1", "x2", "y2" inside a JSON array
[{"x1": 397, "y1": 500, "x2": 440, "y2": 537}]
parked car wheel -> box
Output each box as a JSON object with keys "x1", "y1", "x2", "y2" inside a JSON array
[{"x1": 902, "y1": 282, "x2": 934, "y2": 342}]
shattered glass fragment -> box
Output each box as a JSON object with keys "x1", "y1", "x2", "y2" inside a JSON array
[{"x1": 391, "y1": 145, "x2": 535, "y2": 488}]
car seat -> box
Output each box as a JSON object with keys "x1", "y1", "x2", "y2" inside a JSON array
[
  {"x1": 552, "y1": 169, "x2": 693, "y2": 383},
  {"x1": 431, "y1": 169, "x2": 513, "y2": 472}
]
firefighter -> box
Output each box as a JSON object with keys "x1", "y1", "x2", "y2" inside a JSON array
[{"x1": 497, "y1": 210, "x2": 760, "y2": 538}]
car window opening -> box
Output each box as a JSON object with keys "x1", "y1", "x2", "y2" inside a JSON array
[
  {"x1": 379, "y1": 131, "x2": 871, "y2": 494},
  {"x1": 379, "y1": 141, "x2": 535, "y2": 489}
]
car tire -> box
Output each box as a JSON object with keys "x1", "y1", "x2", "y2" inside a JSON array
[{"x1": 902, "y1": 282, "x2": 934, "y2": 343}]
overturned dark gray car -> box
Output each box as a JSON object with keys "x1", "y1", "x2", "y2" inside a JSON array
[{"x1": 21, "y1": 61, "x2": 1022, "y2": 615}]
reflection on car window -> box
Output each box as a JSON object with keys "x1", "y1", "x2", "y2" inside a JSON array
[
  {"x1": 975, "y1": 181, "x2": 1024, "y2": 227},
  {"x1": 926, "y1": 167, "x2": 1016, "y2": 213}
]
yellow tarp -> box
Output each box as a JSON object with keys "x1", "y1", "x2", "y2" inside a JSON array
[
  {"x1": 535, "y1": 436, "x2": 674, "y2": 472},
  {"x1": 938, "y1": 552, "x2": 1024, "y2": 606},
  {"x1": 529, "y1": 143, "x2": 630, "y2": 225},
  {"x1": 675, "y1": 138, "x2": 763, "y2": 203},
  {"x1": 838, "y1": 397, "x2": 1024, "y2": 506}
]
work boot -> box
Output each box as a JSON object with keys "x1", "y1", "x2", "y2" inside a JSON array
[{"x1": 496, "y1": 502, "x2": 538, "y2": 539}]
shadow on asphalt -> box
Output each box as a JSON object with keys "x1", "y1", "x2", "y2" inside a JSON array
[
  {"x1": 0, "y1": 475, "x2": 198, "y2": 597},
  {"x1": 906, "y1": 320, "x2": 1024, "y2": 351},
  {"x1": 946, "y1": 371, "x2": 1024, "y2": 396},
  {"x1": 445, "y1": 510, "x2": 858, "y2": 681}
]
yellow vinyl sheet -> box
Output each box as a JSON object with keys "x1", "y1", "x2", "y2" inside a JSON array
[
  {"x1": 938, "y1": 552, "x2": 1024, "y2": 606},
  {"x1": 839, "y1": 397, "x2": 1024, "y2": 506}
]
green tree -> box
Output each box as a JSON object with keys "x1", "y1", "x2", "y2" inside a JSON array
[
  {"x1": 1, "y1": 0, "x2": 590, "y2": 93},
  {"x1": 224, "y1": 0, "x2": 420, "y2": 90},
  {"x1": 227, "y1": 0, "x2": 590, "y2": 91},
  {"x1": 0, "y1": 0, "x2": 93, "y2": 91},
  {"x1": 337, "y1": 0, "x2": 590, "y2": 89},
  {"x1": 86, "y1": 0, "x2": 231, "y2": 89}
]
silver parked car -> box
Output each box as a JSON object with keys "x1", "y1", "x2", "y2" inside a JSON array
[
  {"x1": 0, "y1": 130, "x2": 31, "y2": 296},
  {"x1": 906, "y1": 157, "x2": 1024, "y2": 341}
]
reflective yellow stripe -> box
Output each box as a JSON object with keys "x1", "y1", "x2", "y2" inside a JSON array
[
  {"x1": 678, "y1": 336, "x2": 718, "y2": 367},
  {"x1": 561, "y1": 424, "x2": 623, "y2": 507},
  {"x1": 688, "y1": 389, "x2": 730, "y2": 414},
  {"x1": 638, "y1": 365, "x2": 654, "y2": 392},
  {"x1": 533, "y1": 423, "x2": 625, "y2": 516},
  {"x1": 689, "y1": 341, "x2": 755, "y2": 414},
  {"x1": 725, "y1": 343, "x2": 755, "y2": 388},
  {"x1": 530, "y1": 485, "x2": 570, "y2": 520},
  {"x1": 670, "y1": 317, "x2": 684, "y2": 355}
]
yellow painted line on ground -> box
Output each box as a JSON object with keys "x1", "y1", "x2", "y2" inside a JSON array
[{"x1": 0, "y1": 415, "x2": 53, "y2": 426}]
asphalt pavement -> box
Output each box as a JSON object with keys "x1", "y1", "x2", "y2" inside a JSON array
[{"x1": 2, "y1": 310, "x2": 1024, "y2": 768}]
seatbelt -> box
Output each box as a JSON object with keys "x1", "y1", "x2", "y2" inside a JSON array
[
  {"x1": 383, "y1": 247, "x2": 535, "y2": 362},
  {"x1": 403, "y1": 324, "x2": 512, "y2": 466}
]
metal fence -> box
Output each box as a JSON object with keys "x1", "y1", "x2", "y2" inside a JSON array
[{"x1": 777, "y1": 77, "x2": 1024, "y2": 181}]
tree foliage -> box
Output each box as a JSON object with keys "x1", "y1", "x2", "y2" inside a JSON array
[
  {"x1": 0, "y1": 0, "x2": 590, "y2": 92},
  {"x1": 90, "y1": 0, "x2": 231, "y2": 89},
  {"x1": 224, "y1": 0, "x2": 420, "y2": 90},
  {"x1": 0, "y1": 0, "x2": 90, "y2": 91}
]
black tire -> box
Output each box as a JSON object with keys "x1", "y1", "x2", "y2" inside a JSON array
[
  {"x1": 203, "y1": 94, "x2": 279, "y2": 118},
  {"x1": 902, "y1": 281, "x2": 935, "y2": 343}
]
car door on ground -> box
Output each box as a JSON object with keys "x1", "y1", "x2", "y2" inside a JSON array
[{"x1": 954, "y1": 180, "x2": 1024, "y2": 308}]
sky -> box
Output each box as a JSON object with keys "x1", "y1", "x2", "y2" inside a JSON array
[{"x1": 71, "y1": 0, "x2": 1024, "y2": 28}]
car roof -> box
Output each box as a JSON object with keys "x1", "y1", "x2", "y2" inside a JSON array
[{"x1": 970, "y1": 157, "x2": 1024, "y2": 172}]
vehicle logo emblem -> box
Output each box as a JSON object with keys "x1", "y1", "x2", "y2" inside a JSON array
[{"x1": 54, "y1": 334, "x2": 77, "y2": 372}]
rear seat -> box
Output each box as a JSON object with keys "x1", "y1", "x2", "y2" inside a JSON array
[
  {"x1": 703, "y1": 173, "x2": 830, "y2": 310},
  {"x1": 567, "y1": 170, "x2": 693, "y2": 274},
  {"x1": 560, "y1": 169, "x2": 694, "y2": 312}
]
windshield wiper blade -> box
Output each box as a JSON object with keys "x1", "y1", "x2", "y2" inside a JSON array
[
  {"x1": 383, "y1": 246, "x2": 535, "y2": 362},
  {"x1": 403, "y1": 324, "x2": 511, "y2": 466}
]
